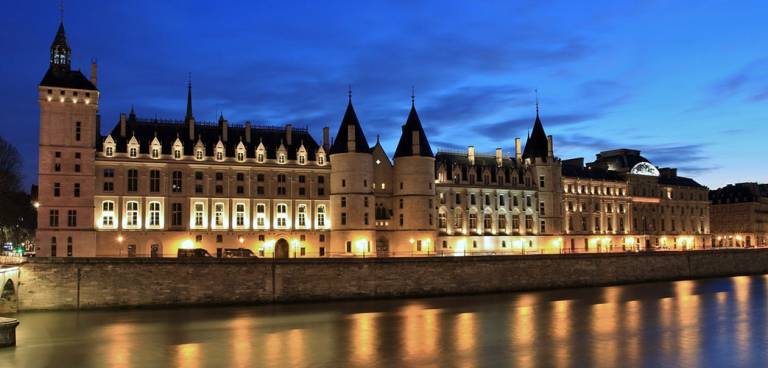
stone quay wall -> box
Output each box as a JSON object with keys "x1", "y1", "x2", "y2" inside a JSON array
[{"x1": 15, "y1": 249, "x2": 768, "y2": 311}]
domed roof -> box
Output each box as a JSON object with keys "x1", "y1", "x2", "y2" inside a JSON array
[{"x1": 588, "y1": 149, "x2": 654, "y2": 173}]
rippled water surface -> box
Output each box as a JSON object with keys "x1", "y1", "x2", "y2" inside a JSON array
[{"x1": 2, "y1": 275, "x2": 768, "y2": 367}]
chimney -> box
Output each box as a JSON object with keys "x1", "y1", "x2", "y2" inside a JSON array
[
  {"x1": 285, "y1": 124, "x2": 293, "y2": 146},
  {"x1": 220, "y1": 118, "x2": 228, "y2": 142},
  {"x1": 322, "y1": 126, "x2": 330, "y2": 150},
  {"x1": 244, "y1": 122, "x2": 252, "y2": 143},
  {"x1": 495, "y1": 147, "x2": 503, "y2": 166},
  {"x1": 119, "y1": 113, "x2": 127, "y2": 138},
  {"x1": 468, "y1": 145, "x2": 475, "y2": 165},
  {"x1": 547, "y1": 135, "x2": 554, "y2": 158},
  {"x1": 515, "y1": 138, "x2": 522, "y2": 161},
  {"x1": 347, "y1": 125, "x2": 356, "y2": 152},
  {"x1": 412, "y1": 130, "x2": 420, "y2": 155},
  {"x1": 90, "y1": 58, "x2": 97, "y2": 87},
  {"x1": 188, "y1": 117, "x2": 195, "y2": 141}
]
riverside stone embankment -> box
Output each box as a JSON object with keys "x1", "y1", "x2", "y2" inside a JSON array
[{"x1": 14, "y1": 249, "x2": 768, "y2": 311}]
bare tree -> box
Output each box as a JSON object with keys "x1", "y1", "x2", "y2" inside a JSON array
[{"x1": 0, "y1": 136, "x2": 22, "y2": 193}]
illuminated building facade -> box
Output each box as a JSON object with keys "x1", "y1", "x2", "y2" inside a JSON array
[
  {"x1": 36, "y1": 21, "x2": 711, "y2": 257},
  {"x1": 710, "y1": 183, "x2": 768, "y2": 247}
]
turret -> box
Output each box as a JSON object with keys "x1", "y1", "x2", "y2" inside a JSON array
[
  {"x1": 328, "y1": 90, "x2": 375, "y2": 256},
  {"x1": 391, "y1": 95, "x2": 435, "y2": 254}
]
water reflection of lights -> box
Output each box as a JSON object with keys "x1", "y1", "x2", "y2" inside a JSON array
[
  {"x1": 104, "y1": 323, "x2": 133, "y2": 368},
  {"x1": 175, "y1": 343, "x2": 201, "y2": 368},
  {"x1": 401, "y1": 304, "x2": 440, "y2": 364},
  {"x1": 349, "y1": 312, "x2": 380, "y2": 365},
  {"x1": 229, "y1": 317, "x2": 254, "y2": 368}
]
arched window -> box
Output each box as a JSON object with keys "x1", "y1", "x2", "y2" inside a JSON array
[
  {"x1": 148, "y1": 201, "x2": 161, "y2": 227},
  {"x1": 126, "y1": 201, "x2": 140, "y2": 228},
  {"x1": 235, "y1": 203, "x2": 246, "y2": 227},
  {"x1": 101, "y1": 201, "x2": 115, "y2": 227},
  {"x1": 255, "y1": 203, "x2": 267, "y2": 227}
]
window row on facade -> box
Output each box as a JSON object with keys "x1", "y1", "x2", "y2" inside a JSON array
[{"x1": 94, "y1": 197, "x2": 329, "y2": 231}]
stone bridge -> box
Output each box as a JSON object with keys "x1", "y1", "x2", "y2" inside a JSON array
[{"x1": 0, "y1": 265, "x2": 20, "y2": 313}]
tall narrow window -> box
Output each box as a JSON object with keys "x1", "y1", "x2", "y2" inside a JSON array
[
  {"x1": 53, "y1": 182, "x2": 60, "y2": 197},
  {"x1": 194, "y1": 202, "x2": 204, "y2": 227},
  {"x1": 172, "y1": 203, "x2": 183, "y2": 226},
  {"x1": 127, "y1": 169, "x2": 138, "y2": 192},
  {"x1": 297, "y1": 205, "x2": 307, "y2": 227},
  {"x1": 214, "y1": 203, "x2": 225, "y2": 227},
  {"x1": 149, "y1": 201, "x2": 161, "y2": 227},
  {"x1": 102, "y1": 201, "x2": 115, "y2": 227},
  {"x1": 317, "y1": 205, "x2": 326, "y2": 227},
  {"x1": 67, "y1": 210, "x2": 77, "y2": 227},
  {"x1": 256, "y1": 204, "x2": 266, "y2": 227},
  {"x1": 235, "y1": 203, "x2": 245, "y2": 227},
  {"x1": 150, "y1": 170, "x2": 161, "y2": 192},
  {"x1": 172, "y1": 171, "x2": 183, "y2": 192},
  {"x1": 49, "y1": 209, "x2": 59, "y2": 227},
  {"x1": 50, "y1": 237, "x2": 57, "y2": 257},
  {"x1": 67, "y1": 237, "x2": 73, "y2": 257},
  {"x1": 276, "y1": 204, "x2": 288, "y2": 228},
  {"x1": 75, "y1": 122, "x2": 81, "y2": 141},
  {"x1": 126, "y1": 201, "x2": 139, "y2": 227}
]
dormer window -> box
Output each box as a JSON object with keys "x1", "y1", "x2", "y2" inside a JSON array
[
  {"x1": 195, "y1": 149, "x2": 204, "y2": 160},
  {"x1": 129, "y1": 148, "x2": 137, "y2": 158},
  {"x1": 172, "y1": 138, "x2": 183, "y2": 160},
  {"x1": 103, "y1": 135, "x2": 116, "y2": 157},
  {"x1": 216, "y1": 151, "x2": 223, "y2": 161},
  {"x1": 297, "y1": 144, "x2": 307, "y2": 165},
  {"x1": 277, "y1": 143, "x2": 287, "y2": 164},
  {"x1": 236, "y1": 141, "x2": 246, "y2": 162},
  {"x1": 318, "y1": 155, "x2": 325, "y2": 165},
  {"x1": 127, "y1": 136, "x2": 139, "y2": 158},
  {"x1": 255, "y1": 142, "x2": 266, "y2": 163},
  {"x1": 151, "y1": 149, "x2": 159, "y2": 158},
  {"x1": 150, "y1": 137, "x2": 161, "y2": 159},
  {"x1": 278, "y1": 154, "x2": 286, "y2": 164}
]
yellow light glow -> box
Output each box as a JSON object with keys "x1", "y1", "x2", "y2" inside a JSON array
[
  {"x1": 355, "y1": 239, "x2": 368, "y2": 252},
  {"x1": 238, "y1": 236, "x2": 244, "y2": 244},
  {"x1": 181, "y1": 239, "x2": 195, "y2": 249},
  {"x1": 33, "y1": 201, "x2": 40, "y2": 208},
  {"x1": 409, "y1": 238, "x2": 415, "y2": 244},
  {"x1": 117, "y1": 235, "x2": 124, "y2": 243},
  {"x1": 625, "y1": 237, "x2": 636, "y2": 245}
]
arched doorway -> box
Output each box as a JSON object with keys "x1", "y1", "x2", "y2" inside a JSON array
[{"x1": 275, "y1": 238, "x2": 290, "y2": 259}]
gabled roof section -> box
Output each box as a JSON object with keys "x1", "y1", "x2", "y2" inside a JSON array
[
  {"x1": 329, "y1": 100, "x2": 371, "y2": 155},
  {"x1": 522, "y1": 113, "x2": 548, "y2": 159},
  {"x1": 394, "y1": 103, "x2": 434, "y2": 158}
]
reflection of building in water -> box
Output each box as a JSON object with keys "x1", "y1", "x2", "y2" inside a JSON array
[
  {"x1": 709, "y1": 183, "x2": 768, "y2": 247},
  {"x1": 36, "y1": 19, "x2": 713, "y2": 258}
]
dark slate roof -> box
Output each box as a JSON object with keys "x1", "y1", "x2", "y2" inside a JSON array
[
  {"x1": 104, "y1": 116, "x2": 320, "y2": 160},
  {"x1": 394, "y1": 103, "x2": 434, "y2": 158},
  {"x1": 562, "y1": 163, "x2": 625, "y2": 182},
  {"x1": 40, "y1": 68, "x2": 97, "y2": 90},
  {"x1": 710, "y1": 183, "x2": 766, "y2": 203},
  {"x1": 435, "y1": 152, "x2": 526, "y2": 184},
  {"x1": 329, "y1": 100, "x2": 371, "y2": 155},
  {"x1": 588, "y1": 149, "x2": 651, "y2": 172},
  {"x1": 522, "y1": 113, "x2": 548, "y2": 159},
  {"x1": 658, "y1": 175, "x2": 704, "y2": 188}
]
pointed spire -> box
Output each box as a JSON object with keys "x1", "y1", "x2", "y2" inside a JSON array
[
  {"x1": 535, "y1": 88, "x2": 540, "y2": 117},
  {"x1": 185, "y1": 73, "x2": 193, "y2": 123},
  {"x1": 329, "y1": 88, "x2": 371, "y2": 155},
  {"x1": 49, "y1": 17, "x2": 71, "y2": 71},
  {"x1": 522, "y1": 94, "x2": 549, "y2": 160},
  {"x1": 394, "y1": 95, "x2": 433, "y2": 158},
  {"x1": 411, "y1": 86, "x2": 415, "y2": 106}
]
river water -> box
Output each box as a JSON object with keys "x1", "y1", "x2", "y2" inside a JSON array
[{"x1": 1, "y1": 275, "x2": 767, "y2": 368}]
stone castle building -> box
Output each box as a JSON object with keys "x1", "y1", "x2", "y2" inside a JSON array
[{"x1": 35, "y1": 21, "x2": 711, "y2": 257}]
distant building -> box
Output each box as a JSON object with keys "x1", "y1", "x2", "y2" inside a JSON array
[
  {"x1": 710, "y1": 183, "x2": 768, "y2": 247},
  {"x1": 36, "y1": 20, "x2": 712, "y2": 258}
]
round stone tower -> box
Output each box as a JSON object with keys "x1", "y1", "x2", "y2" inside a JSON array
[
  {"x1": 391, "y1": 100, "x2": 436, "y2": 255},
  {"x1": 328, "y1": 95, "x2": 376, "y2": 256}
]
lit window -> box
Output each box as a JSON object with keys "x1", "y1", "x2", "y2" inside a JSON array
[
  {"x1": 194, "y1": 202, "x2": 204, "y2": 227},
  {"x1": 276, "y1": 204, "x2": 288, "y2": 228},
  {"x1": 149, "y1": 201, "x2": 161, "y2": 227},
  {"x1": 214, "y1": 202, "x2": 225, "y2": 227},
  {"x1": 317, "y1": 205, "x2": 326, "y2": 227},
  {"x1": 101, "y1": 201, "x2": 115, "y2": 227},
  {"x1": 235, "y1": 203, "x2": 245, "y2": 227},
  {"x1": 256, "y1": 204, "x2": 266, "y2": 227},
  {"x1": 126, "y1": 201, "x2": 139, "y2": 227},
  {"x1": 297, "y1": 204, "x2": 307, "y2": 228}
]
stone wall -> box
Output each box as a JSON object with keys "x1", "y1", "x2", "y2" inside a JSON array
[{"x1": 16, "y1": 249, "x2": 768, "y2": 311}]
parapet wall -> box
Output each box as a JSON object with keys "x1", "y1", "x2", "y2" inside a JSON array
[{"x1": 16, "y1": 249, "x2": 768, "y2": 311}]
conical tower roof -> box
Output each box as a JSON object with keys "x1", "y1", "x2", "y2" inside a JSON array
[
  {"x1": 522, "y1": 112, "x2": 548, "y2": 159},
  {"x1": 329, "y1": 98, "x2": 371, "y2": 155},
  {"x1": 394, "y1": 102, "x2": 433, "y2": 158}
]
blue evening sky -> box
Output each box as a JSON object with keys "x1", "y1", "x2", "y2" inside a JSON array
[{"x1": 2, "y1": 0, "x2": 767, "y2": 189}]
